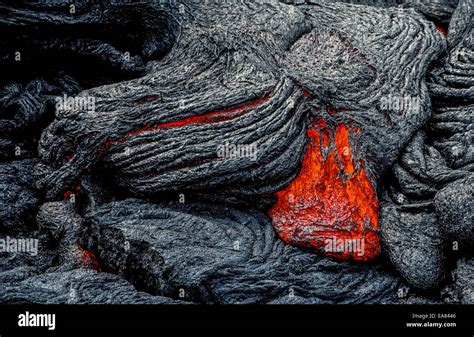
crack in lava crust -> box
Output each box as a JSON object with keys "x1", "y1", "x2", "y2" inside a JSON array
[
  {"x1": 103, "y1": 95, "x2": 271, "y2": 152},
  {"x1": 269, "y1": 121, "x2": 380, "y2": 261}
]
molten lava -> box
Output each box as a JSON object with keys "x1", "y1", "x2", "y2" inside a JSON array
[
  {"x1": 104, "y1": 95, "x2": 270, "y2": 151},
  {"x1": 268, "y1": 121, "x2": 380, "y2": 261},
  {"x1": 435, "y1": 25, "x2": 447, "y2": 37},
  {"x1": 63, "y1": 185, "x2": 81, "y2": 200},
  {"x1": 73, "y1": 243, "x2": 102, "y2": 272}
]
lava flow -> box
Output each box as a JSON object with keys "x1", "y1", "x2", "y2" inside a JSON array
[
  {"x1": 73, "y1": 243, "x2": 102, "y2": 272},
  {"x1": 268, "y1": 120, "x2": 380, "y2": 261},
  {"x1": 103, "y1": 95, "x2": 270, "y2": 151}
]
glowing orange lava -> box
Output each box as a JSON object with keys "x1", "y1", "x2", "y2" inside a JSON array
[{"x1": 268, "y1": 121, "x2": 380, "y2": 261}]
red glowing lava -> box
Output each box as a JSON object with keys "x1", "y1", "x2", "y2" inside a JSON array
[
  {"x1": 104, "y1": 95, "x2": 270, "y2": 151},
  {"x1": 435, "y1": 25, "x2": 447, "y2": 37},
  {"x1": 73, "y1": 244, "x2": 102, "y2": 272},
  {"x1": 268, "y1": 121, "x2": 380, "y2": 261},
  {"x1": 63, "y1": 185, "x2": 81, "y2": 200}
]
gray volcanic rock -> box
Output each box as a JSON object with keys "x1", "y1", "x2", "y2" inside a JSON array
[
  {"x1": 380, "y1": 0, "x2": 473, "y2": 290},
  {"x1": 0, "y1": 229, "x2": 57, "y2": 296},
  {"x1": 0, "y1": 268, "x2": 186, "y2": 304},
  {"x1": 427, "y1": 0, "x2": 474, "y2": 172},
  {"x1": 0, "y1": 2, "x2": 176, "y2": 72},
  {"x1": 34, "y1": 1, "x2": 310, "y2": 201},
  {"x1": 0, "y1": 78, "x2": 80, "y2": 160},
  {"x1": 83, "y1": 199, "x2": 435, "y2": 304},
  {"x1": 34, "y1": 0, "x2": 443, "y2": 202},
  {"x1": 36, "y1": 201, "x2": 88, "y2": 270},
  {"x1": 435, "y1": 174, "x2": 474, "y2": 249},
  {"x1": 0, "y1": 0, "x2": 472, "y2": 304},
  {"x1": 37, "y1": 201, "x2": 82, "y2": 242},
  {"x1": 381, "y1": 128, "x2": 472, "y2": 289},
  {"x1": 380, "y1": 198, "x2": 445, "y2": 290},
  {"x1": 443, "y1": 257, "x2": 474, "y2": 304},
  {"x1": 285, "y1": 1, "x2": 459, "y2": 25},
  {"x1": 343, "y1": 0, "x2": 459, "y2": 24},
  {"x1": 408, "y1": 0, "x2": 460, "y2": 24},
  {"x1": 0, "y1": 231, "x2": 55, "y2": 275},
  {"x1": 428, "y1": 0, "x2": 474, "y2": 100},
  {"x1": 0, "y1": 217, "x2": 184, "y2": 304},
  {"x1": 286, "y1": 1, "x2": 444, "y2": 173},
  {"x1": 30, "y1": 2, "x2": 450, "y2": 291},
  {"x1": 395, "y1": 131, "x2": 470, "y2": 193},
  {"x1": 429, "y1": 104, "x2": 473, "y2": 169},
  {"x1": 0, "y1": 159, "x2": 39, "y2": 230}
]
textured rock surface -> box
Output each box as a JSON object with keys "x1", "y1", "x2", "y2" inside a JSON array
[
  {"x1": 380, "y1": 198, "x2": 445, "y2": 289},
  {"x1": 380, "y1": 130, "x2": 472, "y2": 289},
  {"x1": 0, "y1": 268, "x2": 186, "y2": 304},
  {"x1": 33, "y1": 1, "x2": 310, "y2": 202},
  {"x1": 267, "y1": 1, "x2": 445, "y2": 261},
  {"x1": 314, "y1": 0, "x2": 460, "y2": 25},
  {"x1": 0, "y1": 160, "x2": 39, "y2": 230},
  {"x1": 435, "y1": 174, "x2": 474, "y2": 248},
  {"x1": 0, "y1": 1, "x2": 175, "y2": 74},
  {"x1": 0, "y1": 78, "x2": 80, "y2": 160},
  {"x1": 36, "y1": 201, "x2": 92, "y2": 270},
  {"x1": 32, "y1": 0, "x2": 447, "y2": 265},
  {"x1": 285, "y1": 2, "x2": 444, "y2": 172},
  {"x1": 428, "y1": 0, "x2": 474, "y2": 100},
  {"x1": 443, "y1": 258, "x2": 474, "y2": 304},
  {"x1": 34, "y1": 1, "x2": 444, "y2": 197},
  {"x1": 0, "y1": 0, "x2": 472, "y2": 304},
  {"x1": 379, "y1": 0, "x2": 473, "y2": 290},
  {"x1": 83, "y1": 199, "x2": 438, "y2": 304}
]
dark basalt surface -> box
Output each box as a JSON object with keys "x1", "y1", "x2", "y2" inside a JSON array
[
  {"x1": 0, "y1": 268, "x2": 187, "y2": 304},
  {"x1": 82, "y1": 199, "x2": 440, "y2": 304},
  {"x1": 0, "y1": 0, "x2": 472, "y2": 304},
  {"x1": 442, "y1": 257, "x2": 474, "y2": 304},
  {"x1": 0, "y1": 159, "x2": 39, "y2": 230}
]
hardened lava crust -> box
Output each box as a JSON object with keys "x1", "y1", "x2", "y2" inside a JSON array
[{"x1": 0, "y1": 0, "x2": 472, "y2": 304}]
